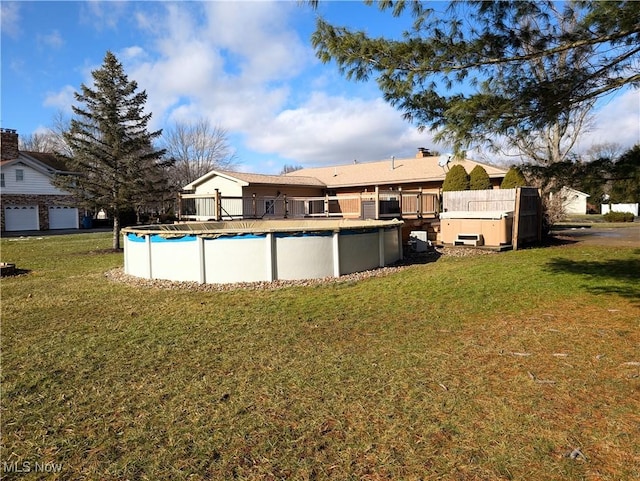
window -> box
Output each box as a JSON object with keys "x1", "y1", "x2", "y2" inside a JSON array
[
  {"x1": 265, "y1": 199, "x2": 275, "y2": 215},
  {"x1": 1, "y1": 173, "x2": 4, "y2": 188},
  {"x1": 15, "y1": 169, "x2": 24, "y2": 182}
]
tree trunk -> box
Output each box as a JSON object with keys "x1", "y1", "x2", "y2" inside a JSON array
[{"x1": 112, "y1": 215, "x2": 121, "y2": 250}]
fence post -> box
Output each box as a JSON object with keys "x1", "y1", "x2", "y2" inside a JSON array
[
  {"x1": 398, "y1": 186, "x2": 403, "y2": 218},
  {"x1": 215, "y1": 189, "x2": 221, "y2": 221},
  {"x1": 512, "y1": 187, "x2": 522, "y2": 250},
  {"x1": 252, "y1": 193, "x2": 257, "y2": 218},
  {"x1": 324, "y1": 193, "x2": 329, "y2": 217},
  {"x1": 417, "y1": 188, "x2": 422, "y2": 218},
  {"x1": 375, "y1": 186, "x2": 380, "y2": 220}
]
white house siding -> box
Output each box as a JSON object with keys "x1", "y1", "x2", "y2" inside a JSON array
[
  {"x1": 554, "y1": 187, "x2": 589, "y2": 215},
  {"x1": 1, "y1": 162, "x2": 69, "y2": 195},
  {"x1": 191, "y1": 175, "x2": 244, "y2": 196}
]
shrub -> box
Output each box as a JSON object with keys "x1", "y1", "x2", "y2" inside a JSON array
[
  {"x1": 603, "y1": 211, "x2": 635, "y2": 222},
  {"x1": 469, "y1": 165, "x2": 492, "y2": 190},
  {"x1": 442, "y1": 164, "x2": 469, "y2": 191},
  {"x1": 501, "y1": 166, "x2": 527, "y2": 188}
]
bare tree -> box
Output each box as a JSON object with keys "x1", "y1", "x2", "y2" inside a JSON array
[
  {"x1": 280, "y1": 164, "x2": 304, "y2": 174},
  {"x1": 161, "y1": 119, "x2": 237, "y2": 189},
  {"x1": 585, "y1": 142, "x2": 624, "y2": 162},
  {"x1": 18, "y1": 111, "x2": 74, "y2": 156},
  {"x1": 18, "y1": 132, "x2": 58, "y2": 152},
  {"x1": 488, "y1": 5, "x2": 596, "y2": 166}
]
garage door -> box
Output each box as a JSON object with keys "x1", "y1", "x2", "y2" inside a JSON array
[
  {"x1": 4, "y1": 205, "x2": 39, "y2": 231},
  {"x1": 49, "y1": 206, "x2": 79, "y2": 229}
]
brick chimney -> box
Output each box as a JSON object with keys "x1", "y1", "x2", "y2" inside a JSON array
[
  {"x1": 416, "y1": 147, "x2": 432, "y2": 158},
  {"x1": 1, "y1": 128, "x2": 19, "y2": 160}
]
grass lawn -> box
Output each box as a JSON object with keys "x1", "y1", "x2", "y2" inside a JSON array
[{"x1": 1, "y1": 232, "x2": 638, "y2": 480}]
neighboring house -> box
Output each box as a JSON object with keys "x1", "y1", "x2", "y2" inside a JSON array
[
  {"x1": 552, "y1": 187, "x2": 590, "y2": 215},
  {"x1": 1, "y1": 129, "x2": 80, "y2": 232}
]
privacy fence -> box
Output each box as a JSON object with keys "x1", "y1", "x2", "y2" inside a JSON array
[{"x1": 442, "y1": 187, "x2": 542, "y2": 249}]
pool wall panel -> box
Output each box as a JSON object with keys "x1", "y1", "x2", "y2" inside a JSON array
[
  {"x1": 203, "y1": 236, "x2": 268, "y2": 283},
  {"x1": 124, "y1": 234, "x2": 151, "y2": 278},
  {"x1": 275, "y1": 234, "x2": 335, "y2": 280},
  {"x1": 150, "y1": 236, "x2": 200, "y2": 282},
  {"x1": 338, "y1": 231, "x2": 380, "y2": 275},
  {"x1": 383, "y1": 228, "x2": 402, "y2": 265}
]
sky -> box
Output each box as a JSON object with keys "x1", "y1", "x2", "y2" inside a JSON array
[{"x1": 1, "y1": 1, "x2": 639, "y2": 175}]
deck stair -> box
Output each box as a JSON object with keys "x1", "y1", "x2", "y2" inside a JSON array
[{"x1": 454, "y1": 233, "x2": 484, "y2": 247}]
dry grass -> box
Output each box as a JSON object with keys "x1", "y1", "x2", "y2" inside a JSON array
[{"x1": 1, "y1": 232, "x2": 638, "y2": 480}]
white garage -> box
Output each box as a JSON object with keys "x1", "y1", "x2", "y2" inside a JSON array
[
  {"x1": 48, "y1": 206, "x2": 79, "y2": 229},
  {"x1": 4, "y1": 205, "x2": 39, "y2": 231}
]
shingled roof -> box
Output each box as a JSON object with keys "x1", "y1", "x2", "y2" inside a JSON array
[
  {"x1": 183, "y1": 169, "x2": 325, "y2": 190},
  {"x1": 20, "y1": 151, "x2": 73, "y2": 172},
  {"x1": 285, "y1": 155, "x2": 507, "y2": 188},
  {"x1": 0, "y1": 151, "x2": 76, "y2": 175}
]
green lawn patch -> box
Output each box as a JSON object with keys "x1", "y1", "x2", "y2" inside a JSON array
[{"x1": 1, "y1": 233, "x2": 639, "y2": 480}]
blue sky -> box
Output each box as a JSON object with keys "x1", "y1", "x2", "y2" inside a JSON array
[{"x1": 2, "y1": 1, "x2": 639, "y2": 174}]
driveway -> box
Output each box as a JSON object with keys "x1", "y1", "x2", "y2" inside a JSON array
[
  {"x1": 1, "y1": 227, "x2": 112, "y2": 238},
  {"x1": 551, "y1": 224, "x2": 640, "y2": 248}
]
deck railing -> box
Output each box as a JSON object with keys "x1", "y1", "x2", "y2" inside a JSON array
[{"x1": 178, "y1": 190, "x2": 439, "y2": 221}]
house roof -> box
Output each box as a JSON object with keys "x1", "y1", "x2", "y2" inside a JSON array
[
  {"x1": 183, "y1": 169, "x2": 326, "y2": 190},
  {"x1": 285, "y1": 155, "x2": 507, "y2": 188},
  {"x1": 221, "y1": 170, "x2": 326, "y2": 187},
  {"x1": 21, "y1": 151, "x2": 72, "y2": 172},
  {"x1": 0, "y1": 152, "x2": 75, "y2": 176},
  {"x1": 561, "y1": 186, "x2": 590, "y2": 197}
]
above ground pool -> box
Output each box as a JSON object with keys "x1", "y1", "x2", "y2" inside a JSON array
[{"x1": 122, "y1": 219, "x2": 404, "y2": 284}]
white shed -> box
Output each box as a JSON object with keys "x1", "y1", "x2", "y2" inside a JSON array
[{"x1": 554, "y1": 187, "x2": 590, "y2": 215}]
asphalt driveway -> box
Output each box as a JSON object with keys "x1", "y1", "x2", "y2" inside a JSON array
[{"x1": 551, "y1": 223, "x2": 640, "y2": 247}]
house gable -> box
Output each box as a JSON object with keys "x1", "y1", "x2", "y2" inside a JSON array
[
  {"x1": 183, "y1": 170, "x2": 326, "y2": 196},
  {"x1": 557, "y1": 186, "x2": 590, "y2": 215},
  {"x1": 0, "y1": 158, "x2": 71, "y2": 195},
  {"x1": 183, "y1": 171, "x2": 248, "y2": 196}
]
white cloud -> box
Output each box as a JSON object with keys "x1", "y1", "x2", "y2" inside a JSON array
[
  {"x1": 583, "y1": 89, "x2": 640, "y2": 151},
  {"x1": 38, "y1": 30, "x2": 64, "y2": 49},
  {"x1": 120, "y1": 46, "x2": 146, "y2": 61},
  {"x1": 0, "y1": 2, "x2": 21, "y2": 38},
  {"x1": 203, "y1": 1, "x2": 310, "y2": 81},
  {"x1": 118, "y1": 1, "x2": 429, "y2": 171},
  {"x1": 246, "y1": 93, "x2": 430, "y2": 166},
  {"x1": 126, "y1": 3, "x2": 306, "y2": 135},
  {"x1": 43, "y1": 85, "x2": 76, "y2": 112},
  {"x1": 79, "y1": 1, "x2": 129, "y2": 31}
]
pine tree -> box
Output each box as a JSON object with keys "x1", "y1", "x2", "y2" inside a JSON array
[
  {"x1": 469, "y1": 165, "x2": 492, "y2": 190},
  {"x1": 501, "y1": 167, "x2": 528, "y2": 189},
  {"x1": 55, "y1": 51, "x2": 170, "y2": 249},
  {"x1": 311, "y1": 1, "x2": 640, "y2": 156},
  {"x1": 442, "y1": 165, "x2": 469, "y2": 192}
]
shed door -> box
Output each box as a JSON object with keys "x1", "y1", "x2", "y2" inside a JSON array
[
  {"x1": 4, "y1": 205, "x2": 39, "y2": 231},
  {"x1": 49, "y1": 206, "x2": 79, "y2": 229}
]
